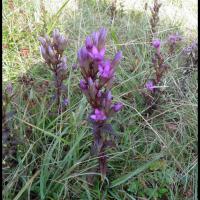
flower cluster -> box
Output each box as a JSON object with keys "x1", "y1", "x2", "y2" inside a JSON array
[
  {"x1": 39, "y1": 29, "x2": 68, "y2": 112},
  {"x1": 78, "y1": 28, "x2": 123, "y2": 122},
  {"x1": 168, "y1": 33, "x2": 182, "y2": 55},
  {"x1": 77, "y1": 28, "x2": 123, "y2": 178}
]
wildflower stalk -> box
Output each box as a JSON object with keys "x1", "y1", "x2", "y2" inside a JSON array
[
  {"x1": 150, "y1": 0, "x2": 162, "y2": 40},
  {"x1": 144, "y1": 39, "x2": 168, "y2": 114},
  {"x1": 39, "y1": 29, "x2": 68, "y2": 113},
  {"x1": 77, "y1": 28, "x2": 123, "y2": 179}
]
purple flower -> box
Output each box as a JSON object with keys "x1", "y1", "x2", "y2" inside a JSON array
[
  {"x1": 113, "y1": 51, "x2": 122, "y2": 64},
  {"x1": 77, "y1": 47, "x2": 89, "y2": 66},
  {"x1": 80, "y1": 79, "x2": 88, "y2": 90},
  {"x1": 92, "y1": 31, "x2": 100, "y2": 46},
  {"x1": 40, "y1": 46, "x2": 48, "y2": 60},
  {"x1": 90, "y1": 109, "x2": 107, "y2": 121},
  {"x1": 168, "y1": 33, "x2": 182, "y2": 44},
  {"x1": 98, "y1": 60, "x2": 114, "y2": 78},
  {"x1": 38, "y1": 37, "x2": 46, "y2": 46},
  {"x1": 98, "y1": 27, "x2": 107, "y2": 49},
  {"x1": 112, "y1": 102, "x2": 123, "y2": 112},
  {"x1": 85, "y1": 36, "x2": 93, "y2": 50},
  {"x1": 152, "y1": 39, "x2": 161, "y2": 49},
  {"x1": 63, "y1": 98, "x2": 69, "y2": 106},
  {"x1": 88, "y1": 46, "x2": 105, "y2": 62},
  {"x1": 47, "y1": 46, "x2": 55, "y2": 57},
  {"x1": 145, "y1": 80, "x2": 156, "y2": 92}
]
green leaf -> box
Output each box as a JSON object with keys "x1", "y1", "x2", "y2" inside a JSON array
[
  {"x1": 128, "y1": 181, "x2": 139, "y2": 193},
  {"x1": 144, "y1": 188, "x2": 158, "y2": 198},
  {"x1": 110, "y1": 154, "x2": 163, "y2": 188},
  {"x1": 149, "y1": 160, "x2": 166, "y2": 171},
  {"x1": 158, "y1": 188, "x2": 168, "y2": 194}
]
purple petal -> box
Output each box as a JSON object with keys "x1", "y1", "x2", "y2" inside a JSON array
[
  {"x1": 99, "y1": 47, "x2": 106, "y2": 57},
  {"x1": 95, "y1": 109, "x2": 101, "y2": 115},
  {"x1": 99, "y1": 28, "x2": 107, "y2": 41},
  {"x1": 48, "y1": 46, "x2": 54, "y2": 57},
  {"x1": 63, "y1": 98, "x2": 69, "y2": 106},
  {"x1": 92, "y1": 32, "x2": 99, "y2": 46},
  {"x1": 85, "y1": 36, "x2": 93, "y2": 49},
  {"x1": 80, "y1": 79, "x2": 88, "y2": 90},
  {"x1": 98, "y1": 27, "x2": 107, "y2": 48},
  {"x1": 98, "y1": 64, "x2": 104, "y2": 74},
  {"x1": 40, "y1": 46, "x2": 48, "y2": 59},
  {"x1": 52, "y1": 29, "x2": 59, "y2": 39},
  {"x1": 112, "y1": 51, "x2": 122, "y2": 66},
  {"x1": 90, "y1": 114, "x2": 97, "y2": 120},
  {"x1": 145, "y1": 80, "x2": 155, "y2": 92},
  {"x1": 107, "y1": 91, "x2": 112, "y2": 100},
  {"x1": 152, "y1": 39, "x2": 161, "y2": 49},
  {"x1": 38, "y1": 37, "x2": 46, "y2": 46},
  {"x1": 112, "y1": 102, "x2": 123, "y2": 112},
  {"x1": 78, "y1": 47, "x2": 88, "y2": 62}
]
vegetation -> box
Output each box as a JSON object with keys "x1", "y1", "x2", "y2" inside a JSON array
[{"x1": 2, "y1": 0, "x2": 197, "y2": 199}]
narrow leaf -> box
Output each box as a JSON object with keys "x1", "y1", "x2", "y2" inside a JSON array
[{"x1": 110, "y1": 154, "x2": 163, "y2": 188}]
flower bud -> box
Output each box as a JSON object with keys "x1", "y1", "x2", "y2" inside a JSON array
[
  {"x1": 92, "y1": 31, "x2": 99, "y2": 46},
  {"x1": 52, "y1": 29, "x2": 59, "y2": 39},
  {"x1": 40, "y1": 46, "x2": 48, "y2": 60},
  {"x1": 63, "y1": 98, "x2": 69, "y2": 106},
  {"x1": 112, "y1": 51, "x2": 122, "y2": 66},
  {"x1": 48, "y1": 46, "x2": 54, "y2": 57},
  {"x1": 152, "y1": 39, "x2": 161, "y2": 49},
  {"x1": 112, "y1": 102, "x2": 123, "y2": 112},
  {"x1": 90, "y1": 109, "x2": 107, "y2": 121},
  {"x1": 85, "y1": 36, "x2": 93, "y2": 50},
  {"x1": 38, "y1": 37, "x2": 46, "y2": 46},
  {"x1": 145, "y1": 80, "x2": 156, "y2": 92}
]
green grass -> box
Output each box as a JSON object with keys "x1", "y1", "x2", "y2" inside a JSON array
[{"x1": 3, "y1": 0, "x2": 197, "y2": 199}]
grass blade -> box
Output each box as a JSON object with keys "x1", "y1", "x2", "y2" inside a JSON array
[{"x1": 110, "y1": 153, "x2": 163, "y2": 188}]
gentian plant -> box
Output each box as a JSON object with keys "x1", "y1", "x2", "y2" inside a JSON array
[
  {"x1": 77, "y1": 28, "x2": 123, "y2": 179},
  {"x1": 39, "y1": 29, "x2": 68, "y2": 113},
  {"x1": 144, "y1": 39, "x2": 168, "y2": 114}
]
